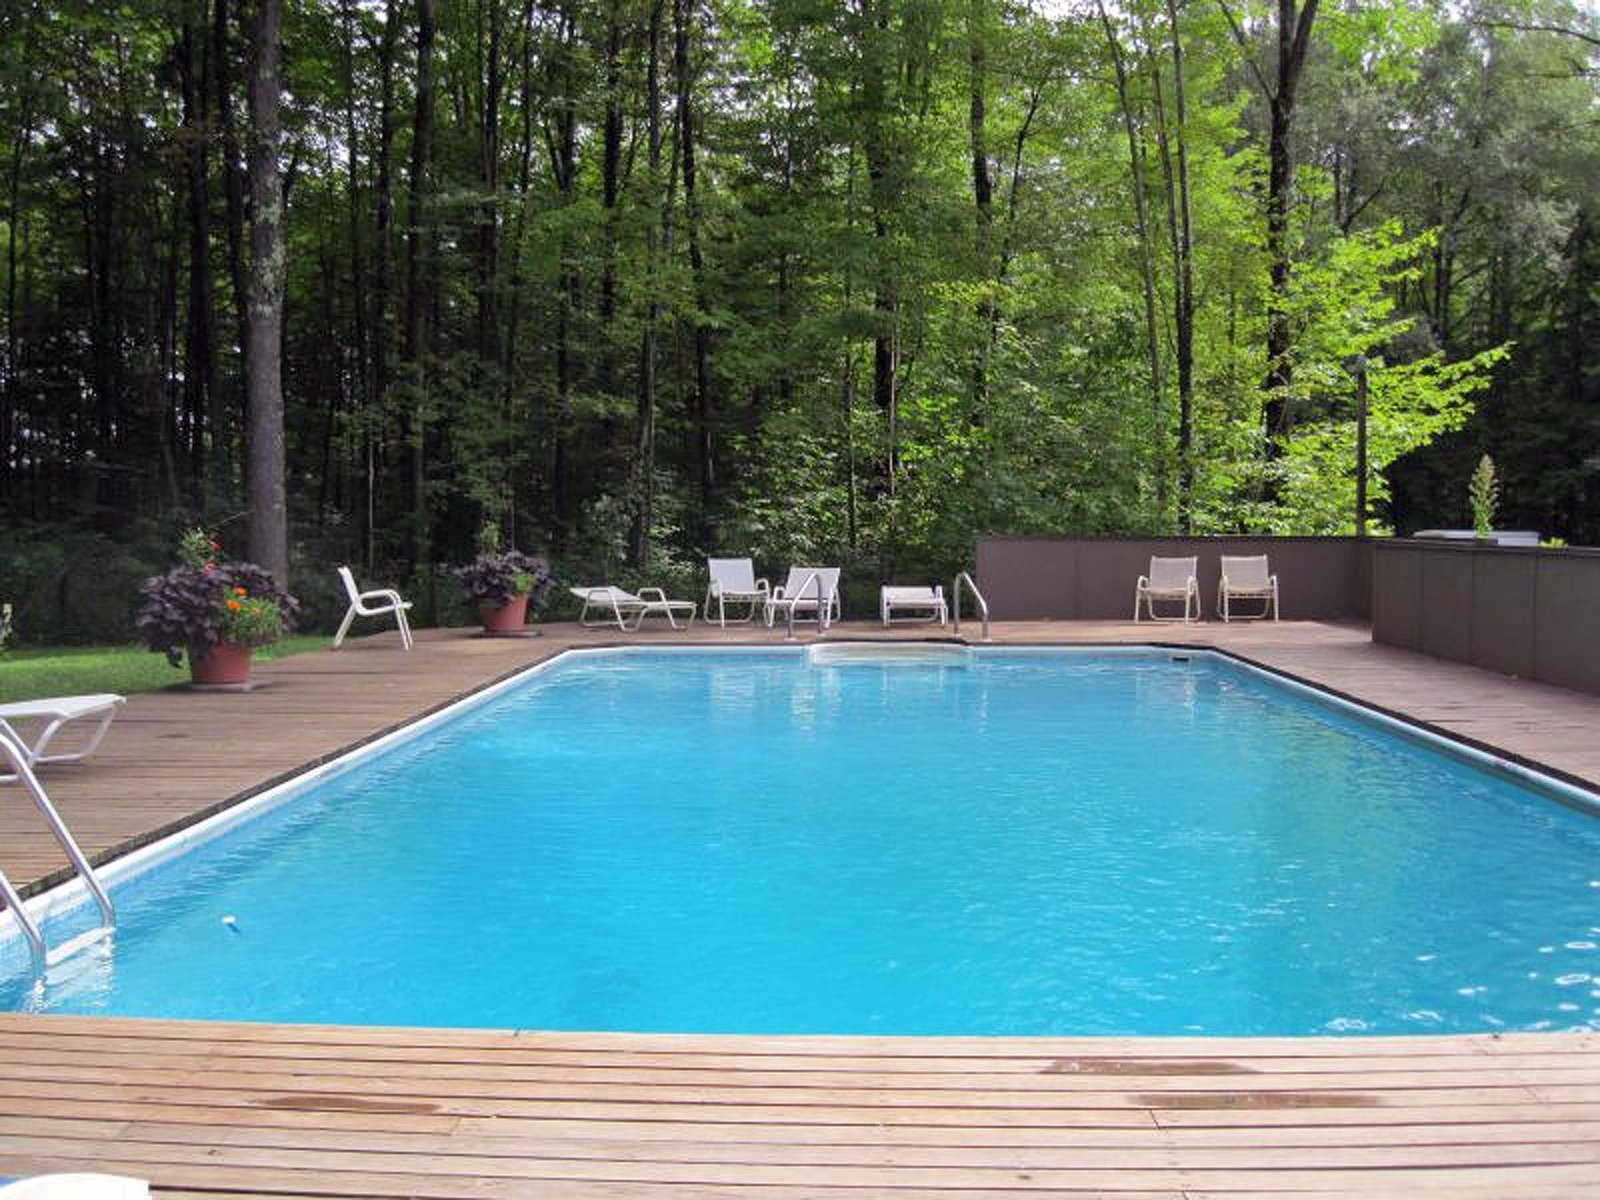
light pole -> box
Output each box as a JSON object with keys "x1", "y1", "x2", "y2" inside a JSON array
[{"x1": 1345, "y1": 355, "x2": 1369, "y2": 537}]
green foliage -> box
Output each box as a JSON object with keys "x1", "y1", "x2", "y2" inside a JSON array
[{"x1": 0, "y1": 0, "x2": 1594, "y2": 584}]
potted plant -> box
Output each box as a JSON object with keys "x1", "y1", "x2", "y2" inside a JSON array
[
  {"x1": 454, "y1": 523, "x2": 553, "y2": 634},
  {"x1": 137, "y1": 528, "x2": 299, "y2": 686}
]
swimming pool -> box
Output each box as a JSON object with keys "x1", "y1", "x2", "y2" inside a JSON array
[{"x1": 3, "y1": 647, "x2": 1598, "y2": 1036}]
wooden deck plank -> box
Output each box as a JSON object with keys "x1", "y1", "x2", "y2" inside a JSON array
[{"x1": 3, "y1": 621, "x2": 1600, "y2": 1196}]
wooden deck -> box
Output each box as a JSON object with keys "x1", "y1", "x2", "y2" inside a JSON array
[{"x1": 3, "y1": 619, "x2": 1600, "y2": 1197}]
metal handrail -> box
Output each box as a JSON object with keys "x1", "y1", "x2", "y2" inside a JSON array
[
  {"x1": 780, "y1": 570, "x2": 832, "y2": 641},
  {"x1": 0, "y1": 730, "x2": 115, "y2": 971},
  {"x1": 953, "y1": 571, "x2": 991, "y2": 642},
  {"x1": 0, "y1": 860, "x2": 43, "y2": 971}
]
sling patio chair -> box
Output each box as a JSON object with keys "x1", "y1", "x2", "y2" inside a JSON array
[
  {"x1": 1217, "y1": 554, "x2": 1280, "y2": 621},
  {"x1": 333, "y1": 565, "x2": 414, "y2": 650},
  {"x1": 0, "y1": 693, "x2": 124, "y2": 779},
  {"x1": 704, "y1": 557, "x2": 770, "y2": 627},
  {"x1": 570, "y1": 585, "x2": 697, "y2": 632},
  {"x1": 1133, "y1": 555, "x2": 1201, "y2": 623},
  {"x1": 764, "y1": 566, "x2": 842, "y2": 631}
]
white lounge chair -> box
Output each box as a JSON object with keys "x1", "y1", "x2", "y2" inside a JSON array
[
  {"x1": 570, "y1": 586, "x2": 697, "y2": 631},
  {"x1": 333, "y1": 566, "x2": 414, "y2": 650},
  {"x1": 0, "y1": 1175, "x2": 148, "y2": 1199},
  {"x1": 0, "y1": 693, "x2": 124, "y2": 776},
  {"x1": 1133, "y1": 555, "x2": 1200, "y2": 623},
  {"x1": 1218, "y1": 554, "x2": 1279, "y2": 621},
  {"x1": 880, "y1": 585, "x2": 948, "y2": 626},
  {"x1": 705, "y1": 557, "x2": 770, "y2": 627},
  {"x1": 764, "y1": 566, "x2": 842, "y2": 630}
]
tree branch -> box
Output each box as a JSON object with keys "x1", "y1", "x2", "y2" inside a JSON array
[
  {"x1": 1215, "y1": 0, "x2": 1273, "y2": 96},
  {"x1": 1475, "y1": 19, "x2": 1600, "y2": 49}
]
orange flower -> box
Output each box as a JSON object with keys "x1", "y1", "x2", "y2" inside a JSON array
[
  {"x1": 226, "y1": 599, "x2": 242, "y2": 612},
  {"x1": 233, "y1": 586, "x2": 248, "y2": 597}
]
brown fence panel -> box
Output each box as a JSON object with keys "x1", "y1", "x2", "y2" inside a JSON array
[
  {"x1": 1371, "y1": 540, "x2": 1600, "y2": 697},
  {"x1": 974, "y1": 537, "x2": 1372, "y2": 621}
]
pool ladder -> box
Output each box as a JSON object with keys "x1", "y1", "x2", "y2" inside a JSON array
[
  {"x1": 953, "y1": 572, "x2": 991, "y2": 642},
  {"x1": 0, "y1": 731, "x2": 115, "y2": 972}
]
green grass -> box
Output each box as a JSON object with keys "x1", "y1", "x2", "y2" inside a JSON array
[{"x1": 0, "y1": 635, "x2": 328, "y2": 703}]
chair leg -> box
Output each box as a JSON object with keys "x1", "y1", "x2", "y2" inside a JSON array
[
  {"x1": 333, "y1": 604, "x2": 358, "y2": 648},
  {"x1": 395, "y1": 605, "x2": 414, "y2": 650}
]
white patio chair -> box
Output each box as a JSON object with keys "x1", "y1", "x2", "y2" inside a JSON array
[
  {"x1": 1133, "y1": 555, "x2": 1200, "y2": 623},
  {"x1": 1218, "y1": 554, "x2": 1279, "y2": 622},
  {"x1": 0, "y1": 693, "x2": 124, "y2": 777},
  {"x1": 704, "y1": 557, "x2": 770, "y2": 627},
  {"x1": 0, "y1": 1175, "x2": 148, "y2": 1199},
  {"x1": 764, "y1": 566, "x2": 842, "y2": 630},
  {"x1": 570, "y1": 586, "x2": 697, "y2": 631},
  {"x1": 880, "y1": 585, "x2": 948, "y2": 627},
  {"x1": 333, "y1": 565, "x2": 414, "y2": 650}
]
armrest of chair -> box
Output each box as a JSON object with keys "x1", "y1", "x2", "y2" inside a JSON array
[
  {"x1": 638, "y1": 587, "x2": 667, "y2": 602},
  {"x1": 1135, "y1": 575, "x2": 1150, "y2": 590}
]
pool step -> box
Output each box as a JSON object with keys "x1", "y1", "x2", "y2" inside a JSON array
[{"x1": 806, "y1": 642, "x2": 973, "y2": 667}]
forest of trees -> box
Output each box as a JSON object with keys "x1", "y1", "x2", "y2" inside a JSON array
[{"x1": 0, "y1": 0, "x2": 1595, "y2": 637}]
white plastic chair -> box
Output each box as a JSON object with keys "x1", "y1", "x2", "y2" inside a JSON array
[
  {"x1": 0, "y1": 693, "x2": 124, "y2": 776},
  {"x1": 764, "y1": 566, "x2": 842, "y2": 629},
  {"x1": 705, "y1": 558, "x2": 770, "y2": 627},
  {"x1": 333, "y1": 566, "x2": 414, "y2": 650},
  {"x1": 1133, "y1": 556, "x2": 1200, "y2": 623},
  {"x1": 0, "y1": 1175, "x2": 148, "y2": 1199},
  {"x1": 570, "y1": 586, "x2": 697, "y2": 631},
  {"x1": 1218, "y1": 554, "x2": 1279, "y2": 621},
  {"x1": 880, "y1": 585, "x2": 948, "y2": 626}
]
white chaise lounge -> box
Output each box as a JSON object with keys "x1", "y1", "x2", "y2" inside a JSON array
[
  {"x1": 880, "y1": 585, "x2": 948, "y2": 627},
  {"x1": 0, "y1": 1175, "x2": 148, "y2": 1199},
  {"x1": 1133, "y1": 556, "x2": 1200, "y2": 623},
  {"x1": 0, "y1": 693, "x2": 124, "y2": 774},
  {"x1": 705, "y1": 558, "x2": 770, "y2": 627},
  {"x1": 764, "y1": 567, "x2": 841, "y2": 630},
  {"x1": 333, "y1": 566, "x2": 414, "y2": 650},
  {"x1": 570, "y1": 586, "x2": 697, "y2": 631},
  {"x1": 1218, "y1": 554, "x2": 1279, "y2": 621}
]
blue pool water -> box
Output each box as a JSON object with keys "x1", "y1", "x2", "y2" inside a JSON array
[{"x1": 4, "y1": 648, "x2": 1599, "y2": 1035}]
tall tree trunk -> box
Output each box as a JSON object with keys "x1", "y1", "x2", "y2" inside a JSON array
[
  {"x1": 404, "y1": 0, "x2": 437, "y2": 567},
  {"x1": 477, "y1": 0, "x2": 502, "y2": 372},
  {"x1": 545, "y1": 1, "x2": 579, "y2": 546},
  {"x1": 369, "y1": 0, "x2": 401, "y2": 568},
  {"x1": 599, "y1": 0, "x2": 623, "y2": 347},
  {"x1": 1162, "y1": 0, "x2": 1195, "y2": 528},
  {"x1": 631, "y1": 0, "x2": 665, "y2": 569},
  {"x1": 859, "y1": 0, "x2": 898, "y2": 500},
  {"x1": 967, "y1": 0, "x2": 994, "y2": 425},
  {"x1": 1260, "y1": 0, "x2": 1319, "y2": 446},
  {"x1": 245, "y1": 0, "x2": 289, "y2": 582},
  {"x1": 1098, "y1": 1, "x2": 1167, "y2": 517},
  {"x1": 214, "y1": 0, "x2": 247, "y2": 493},
  {"x1": 4, "y1": 96, "x2": 34, "y2": 500},
  {"x1": 179, "y1": 5, "x2": 219, "y2": 508},
  {"x1": 674, "y1": 0, "x2": 713, "y2": 537}
]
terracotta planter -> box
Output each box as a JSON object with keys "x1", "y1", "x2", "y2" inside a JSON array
[
  {"x1": 189, "y1": 640, "x2": 253, "y2": 686},
  {"x1": 479, "y1": 594, "x2": 530, "y2": 634}
]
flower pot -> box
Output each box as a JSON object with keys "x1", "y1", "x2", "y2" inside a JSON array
[
  {"x1": 189, "y1": 640, "x2": 252, "y2": 686},
  {"x1": 479, "y1": 594, "x2": 529, "y2": 634}
]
